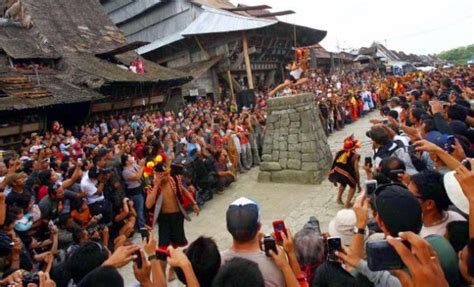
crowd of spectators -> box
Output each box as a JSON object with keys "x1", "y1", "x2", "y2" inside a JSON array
[{"x1": 0, "y1": 66, "x2": 472, "y2": 287}]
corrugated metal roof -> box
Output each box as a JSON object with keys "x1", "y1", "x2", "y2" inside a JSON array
[
  {"x1": 176, "y1": 55, "x2": 223, "y2": 78},
  {"x1": 105, "y1": 0, "x2": 167, "y2": 25},
  {"x1": 191, "y1": 0, "x2": 238, "y2": 11},
  {"x1": 137, "y1": 7, "x2": 276, "y2": 55},
  {"x1": 136, "y1": 3, "x2": 326, "y2": 55},
  {"x1": 137, "y1": 32, "x2": 185, "y2": 55},
  {"x1": 181, "y1": 6, "x2": 276, "y2": 36}
]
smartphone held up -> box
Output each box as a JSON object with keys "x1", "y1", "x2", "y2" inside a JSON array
[
  {"x1": 263, "y1": 235, "x2": 278, "y2": 257},
  {"x1": 366, "y1": 239, "x2": 410, "y2": 271},
  {"x1": 272, "y1": 220, "x2": 288, "y2": 242},
  {"x1": 139, "y1": 228, "x2": 149, "y2": 241},
  {"x1": 326, "y1": 236, "x2": 343, "y2": 262},
  {"x1": 365, "y1": 180, "x2": 378, "y2": 196}
]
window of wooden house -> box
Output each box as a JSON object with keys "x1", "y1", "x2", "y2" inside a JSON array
[{"x1": 12, "y1": 58, "x2": 58, "y2": 74}]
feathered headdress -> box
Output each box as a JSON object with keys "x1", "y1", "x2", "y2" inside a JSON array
[{"x1": 337, "y1": 135, "x2": 360, "y2": 164}]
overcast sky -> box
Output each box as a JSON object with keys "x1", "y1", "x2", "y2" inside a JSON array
[{"x1": 232, "y1": 0, "x2": 474, "y2": 55}]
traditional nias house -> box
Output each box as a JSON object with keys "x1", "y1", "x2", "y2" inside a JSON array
[{"x1": 0, "y1": 0, "x2": 191, "y2": 148}]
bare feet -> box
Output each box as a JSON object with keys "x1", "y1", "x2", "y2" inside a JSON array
[{"x1": 336, "y1": 199, "x2": 344, "y2": 205}]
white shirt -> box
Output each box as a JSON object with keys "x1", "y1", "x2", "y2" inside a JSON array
[
  {"x1": 29, "y1": 144, "x2": 44, "y2": 153},
  {"x1": 3, "y1": 186, "x2": 12, "y2": 196},
  {"x1": 99, "y1": 123, "x2": 109, "y2": 135},
  {"x1": 391, "y1": 106, "x2": 403, "y2": 120},
  {"x1": 231, "y1": 133, "x2": 242, "y2": 153},
  {"x1": 66, "y1": 136, "x2": 77, "y2": 145},
  {"x1": 394, "y1": 135, "x2": 410, "y2": 147},
  {"x1": 80, "y1": 171, "x2": 104, "y2": 204},
  {"x1": 289, "y1": 68, "x2": 303, "y2": 80},
  {"x1": 419, "y1": 210, "x2": 466, "y2": 238}
]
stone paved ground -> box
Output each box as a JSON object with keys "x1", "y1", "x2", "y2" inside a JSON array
[{"x1": 121, "y1": 112, "x2": 376, "y2": 286}]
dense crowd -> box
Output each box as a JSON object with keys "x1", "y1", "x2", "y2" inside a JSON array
[{"x1": 0, "y1": 66, "x2": 472, "y2": 287}]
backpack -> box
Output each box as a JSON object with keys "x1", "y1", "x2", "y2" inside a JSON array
[{"x1": 388, "y1": 140, "x2": 427, "y2": 172}]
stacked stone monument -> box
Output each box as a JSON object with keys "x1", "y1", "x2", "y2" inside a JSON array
[{"x1": 258, "y1": 93, "x2": 333, "y2": 184}]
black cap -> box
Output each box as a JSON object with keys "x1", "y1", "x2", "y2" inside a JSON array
[
  {"x1": 375, "y1": 184, "x2": 422, "y2": 236},
  {"x1": 226, "y1": 198, "x2": 260, "y2": 242}
]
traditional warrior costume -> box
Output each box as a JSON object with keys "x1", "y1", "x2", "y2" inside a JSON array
[
  {"x1": 328, "y1": 135, "x2": 361, "y2": 188},
  {"x1": 147, "y1": 163, "x2": 191, "y2": 260}
]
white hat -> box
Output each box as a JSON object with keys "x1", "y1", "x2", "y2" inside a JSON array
[
  {"x1": 328, "y1": 209, "x2": 366, "y2": 246},
  {"x1": 443, "y1": 171, "x2": 469, "y2": 214}
]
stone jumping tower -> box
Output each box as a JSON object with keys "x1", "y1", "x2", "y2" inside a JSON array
[{"x1": 258, "y1": 93, "x2": 333, "y2": 184}]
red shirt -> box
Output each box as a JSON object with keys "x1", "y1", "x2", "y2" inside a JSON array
[
  {"x1": 212, "y1": 134, "x2": 224, "y2": 149},
  {"x1": 135, "y1": 143, "x2": 145, "y2": 159},
  {"x1": 236, "y1": 125, "x2": 249, "y2": 145},
  {"x1": 37, "y1": 185, "x2": 48, "y2": 201}
]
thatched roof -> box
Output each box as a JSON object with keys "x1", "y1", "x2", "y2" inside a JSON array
[
  {"x1": 21, "y1": 0, "x2": 126, "y2": 55},
  {"x1": 0, "y1": 25, "x2": 60, "y2": 60},
  {"x1": 0, "y1": 73, "x2": 104, "y2": 111},
  {"x1": 0, "y1": 0, "x2": 192, "y2": 111},
  {"x1": 67, "y1": 53, "x2": 189, "y2": 85},
  {"x1": 115, "y1": 52, "x2": 189, "y2": 82}
]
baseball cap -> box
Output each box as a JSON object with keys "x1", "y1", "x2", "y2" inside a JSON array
[
  {"x1": 443, "y1": 171, "x2": 469, "y2": 214},
  {"x1": 226, "y1": 197, "x2": 260, "y2": 242},
  {"x1": 328, "y1": 209, "x2": 367, "y2": 246},
  {"x1": 425, "y1": 131, "x2": 452, "y2": 152},
  {"x1": 375, "y1": 184, "x2": 422, "y2": 237}
]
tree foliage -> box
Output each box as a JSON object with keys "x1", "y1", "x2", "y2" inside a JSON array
[{"x1": 437, "y1": 44, "x2": 474, "y2": 65}]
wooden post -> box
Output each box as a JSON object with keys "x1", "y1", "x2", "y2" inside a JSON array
[
  {"x1": 194, "y1": 36, "x2": 210, "y2": 60},
  {"x1": 242, "y1": 32, "x2": 254, "y2": 90},
  {"x1": 227, "y1": 70, "x2": 235, "y2": 103}
]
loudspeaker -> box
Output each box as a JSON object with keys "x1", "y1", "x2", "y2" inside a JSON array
[
  {"x1": 236, "y1": 89, "x2": 256, "y2": 111},
  {"x1": 310, "y1": 49, "x2": 317, "y2": 69}
]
